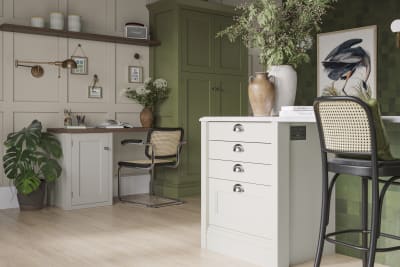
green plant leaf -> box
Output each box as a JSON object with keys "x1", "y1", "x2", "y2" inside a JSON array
[
  {"x1": 40, "y1": 159, "x2": 62, "y2": 183},
  {"x1": 3, "y1": 147, "x2": 36, "y2": 179},
  {"x1": 39, "y1": 132, "x2": 62, "y2": 158},
  {"x1": 14, "y1": 172, "x2": 41, "y2": 195},
  {"x1": 4, "y1": 120, "x2": 42, "y2": 150}
]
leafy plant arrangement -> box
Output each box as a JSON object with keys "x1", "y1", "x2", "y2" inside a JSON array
[
  {"x1": 122, "y1": 78, "x2": 169, "y2": 108},
  {"x1": 3, "y1": 120, "x2": 62, "y2": 195},
  {"x1": 217, "y1": 0, "x2": 337, "y2": 68}
]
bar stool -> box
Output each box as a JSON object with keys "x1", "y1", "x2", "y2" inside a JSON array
[{"x1": 313, "y1": 96, "x2": 400, "y2": 267}]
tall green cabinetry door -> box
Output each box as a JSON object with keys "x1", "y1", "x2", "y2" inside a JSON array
[{"x1": 148, "y1": 0, "x2": 248, "y2": 198}]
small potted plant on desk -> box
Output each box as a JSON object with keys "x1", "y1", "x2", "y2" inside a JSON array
[
  {"x1": 121, "y1": 77, "x2": 169, "y2": 127},
  {"x1": 3, "y1": 120, "x2": 62, "y2": 210}
]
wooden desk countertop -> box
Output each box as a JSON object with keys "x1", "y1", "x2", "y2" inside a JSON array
[{"x1": 47, "y1": 127, "x2": 149, "y2": 134}]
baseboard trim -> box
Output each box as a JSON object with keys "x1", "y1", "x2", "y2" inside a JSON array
[{"x1": 0, "y1": 186, "x2": 19, "y2": 209}]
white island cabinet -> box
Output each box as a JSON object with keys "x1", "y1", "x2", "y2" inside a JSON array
[
  {"x1": 200, "y1": 117, "x2": 334, "y2": 267},
  {"x1": 51, "y1": 132, "x2": 113, "y2": 210}
]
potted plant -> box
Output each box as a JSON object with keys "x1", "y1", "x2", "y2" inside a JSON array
[
  {"x1": 217, "y1": 0, "x2": 336, "y2": 115},
  {"x1": 121, "y1": 77, "x2": 169, "y2": 127},
  {"x1": 3, "y1": 120, "x2": 62, "y2": 210}
]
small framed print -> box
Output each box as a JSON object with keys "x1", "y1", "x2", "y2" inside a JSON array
[
  {"x1": 128, "y1": 66, "x2": 143, "y2": 83},
  {"x1": 88, "y1": 86, "x2": 102, "y2": 98},
  {"x1": 71, "y1": 56, "x2": 88, "y2": 75}
]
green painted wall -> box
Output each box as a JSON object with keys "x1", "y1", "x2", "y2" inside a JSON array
[{"x1": 295, "y1": 0, "x2": 400, "y2": 264}]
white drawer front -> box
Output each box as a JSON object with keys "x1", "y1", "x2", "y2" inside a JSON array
[
  {"x1": 208, "y1": 122, "x2": 274, "y2": 143},
  {"x1": 209, "y1": 160, "x2": 273, "y2": 186},
  {"x1": 209, "y1": 178, "x2": 273, "y2": 239},
  {"x1": 209, "y1": 141, "x2": 274, "y2": 164}
]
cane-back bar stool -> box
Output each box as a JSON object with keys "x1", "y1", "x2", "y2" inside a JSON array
[
  {"x1": 117, "y1": 127, "x2": 186, "y2": 208},
  {"x1": 313, "y1": 96, "x2": 400, "y2": 267}
]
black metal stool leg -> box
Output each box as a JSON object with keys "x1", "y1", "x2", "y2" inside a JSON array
[
  {"x1": 117, "y1": 166, "x2": 122, "y2": 201},
  {"x1": 368, "y1": 176, "x2": 380, "y2": 267},
  {"x1": 361, "y1": 177, "x2": 369, "y2": 267},
  {"x1": 314, "y1": 162, "x2": 330, "y2": 267}
]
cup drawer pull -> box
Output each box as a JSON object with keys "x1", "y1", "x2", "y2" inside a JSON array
[
  {"x1": 233, "y1": 144, "x2": 244, "y2": 153},
  {"x1": 233, "y1": 164, "x2": 244, "y2": 173},
  {"x1": 233, "y1": 184, "x2": 245, "y2": 193},
  {"x1": 233, "y1": 123, "x2": 244, "y2": 132}
]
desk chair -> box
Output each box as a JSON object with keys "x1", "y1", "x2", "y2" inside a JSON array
[
  {"x1": 313, "y1": 96, "x2": 400, "y2": 267},
  {"x1": 117, "y1": 127, "x2": 186, "y2": 208}
]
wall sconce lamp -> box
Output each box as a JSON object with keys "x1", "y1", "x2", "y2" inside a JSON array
[
  {"x1": 391, "y1": 19, "x2": 400, "y2": 48},
  {"x1": 15, "y1": 58, "x2": 77, "y2": 78}
]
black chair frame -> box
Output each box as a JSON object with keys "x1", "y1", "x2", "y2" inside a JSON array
[{"x1": 314, "y1": 96, "x2": 400, "y2": 267}]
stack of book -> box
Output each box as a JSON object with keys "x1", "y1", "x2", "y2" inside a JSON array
[{"x1": 279, "y1": 106, "x2": 314, "y2": 117}]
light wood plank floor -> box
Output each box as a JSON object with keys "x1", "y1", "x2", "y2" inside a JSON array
[{"x1": 0, "y1": 197, "x2": 385, "y2": 267}]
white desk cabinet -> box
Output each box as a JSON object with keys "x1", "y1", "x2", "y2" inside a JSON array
[
  {"x1": 200, "y1": 117, "x2": 334, "y2": 267},
  {"x1": 52, "y1": 133, "x2": 113, "y2": 210}
]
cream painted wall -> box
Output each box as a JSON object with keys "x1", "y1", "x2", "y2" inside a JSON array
[{"x1": 0, "y1": 0, "x2": 152, "y2": 187}]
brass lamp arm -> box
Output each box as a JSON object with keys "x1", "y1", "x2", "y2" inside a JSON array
[{"x1": 15, "y1": 60, "x2": 62, "y2": 67}]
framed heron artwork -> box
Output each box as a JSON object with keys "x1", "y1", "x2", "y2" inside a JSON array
[{"x1": 317, "y1": 25, "x2": 377, "y2": 99}]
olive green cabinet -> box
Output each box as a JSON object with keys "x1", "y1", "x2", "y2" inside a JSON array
[{"x1": 148, "y1": 0, "x2": 248, "y2": 198}]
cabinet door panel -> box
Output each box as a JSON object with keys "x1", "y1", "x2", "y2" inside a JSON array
[
  {"x1": 71, "y1": 134, "x2": 110, "y2": 206},
  {"x1": 181, "y1": 73, "x2": 214, "y2": 178},
  {"x1": 214, "y1": 15, "x2": 247, "y2": 75},
  {"x1": 215, "y1": 76, "x2": 248, "y2": 116},
  {"x1": 181, "y1": 10, "x2": 214, "y2": 73}
]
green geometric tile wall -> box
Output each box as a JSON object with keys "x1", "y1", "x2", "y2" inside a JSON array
[{"x1": 295, "y1": 0, "x2": 400, "y2": 264}]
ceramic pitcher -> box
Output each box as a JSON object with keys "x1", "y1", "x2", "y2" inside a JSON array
[{"x1": 248, "y1": 72, "x2": 275, "y2": 116}]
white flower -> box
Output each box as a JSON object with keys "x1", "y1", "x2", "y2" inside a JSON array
[
  {"x1": 153, "y1": 78, "x2": 168, "y2": 89},
  {"x1": 119, "y1": 87, "x2": 130, "y2": 97},
  {"x1": 136, "y1": 86, "x2": 150, "y2": 95}
]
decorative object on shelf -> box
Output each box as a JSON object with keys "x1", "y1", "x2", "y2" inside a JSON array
[
  {"x1": 128, "y1": 66, "x2": 143, "y2": 83},
  {"x1": 68, "y1": 14, "x2": 81, "y2": 32},
  {"x1": 88, "y1": 75, "x2": 102, "y2": 98},
  {"x1": 125, "y1": 22, "x2": 148, "y2": 40},
  {"x1": 248, "y1": 72, "x2": 275, "y2": 116},
  {"x1": 217, "y1": 0, "x2": 337, "y2": 115},
  {"x1": 64, "y1": 109, "x2": 72, "y2": 127},
  {"x1": 122, "y1": 77, "x2": 169, "y2": 127},
  {"x1": 76, "y1": 114, "x2": 86, "y2": 126},
  {"x1": 15, "y1": 58, "x2": 77, "y2": 78},
  {"x1": 317, "y1": 26, "x2": 377, "y2": 99},
  {"x1": 50, "y1": 12, "x2": 64, "y2": 30},
  {"x1": 268, "y1": 65, "x2": 297, "y2": 115},
  {"x1": 3, "y1": 120, "x2": 62, "y2": 210},
  {"x1": 30, "y1": 17, "x2": 45, "y2": 28},
  {"x1": 391, "y1": 20, "x2": 400, "y2": 48}
]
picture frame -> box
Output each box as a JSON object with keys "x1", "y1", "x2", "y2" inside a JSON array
[
  {"x1": 128, "y1": 66, "x2": 143, "y2": 83},
  {"x1": 88, "y1": 86, "x2": 102, "y2": 98},
  {"x1": 317, "y1": 25, "x2": 377, "y2": 98},
  {"x1": 71, "y1": 56, "x2": 88, "y2": 75}
]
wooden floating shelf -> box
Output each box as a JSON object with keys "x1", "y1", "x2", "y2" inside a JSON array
[{"x1": 0, "y1": 23, "x2": 161, "y2": 47}]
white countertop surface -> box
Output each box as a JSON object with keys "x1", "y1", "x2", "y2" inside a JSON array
[{"x1": 200, "y1": 116, "x2": 400, "y2": 123}]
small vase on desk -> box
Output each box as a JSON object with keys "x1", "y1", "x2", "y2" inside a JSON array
[{"x1": 140, "y1": 107, "x2": 153, "y2": 128}]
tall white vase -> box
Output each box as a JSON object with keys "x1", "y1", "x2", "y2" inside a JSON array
[{"x1": 268, "y1": 65, "x2": 297, "y2": 115}]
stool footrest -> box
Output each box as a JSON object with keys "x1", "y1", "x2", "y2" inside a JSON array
[{"x1": 325, "y1": 229, "x2": 400, "y2": 252}]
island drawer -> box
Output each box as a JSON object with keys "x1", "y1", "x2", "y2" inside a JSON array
[
  {"x1": 208, "y1": 160, "x2": 273, "y2": 186},
  {"x1": 208, "y1": 122, "x2": 275, "y2": 143}
]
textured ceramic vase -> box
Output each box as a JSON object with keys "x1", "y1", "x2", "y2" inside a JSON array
[
  {"x1": 140, "y1": 107, "x2": 153, "y2": 128},
  {"x1": 268, "y1": 65, "x2": 297, "y2": 115},
  {"x1": 248, "y1": 72, "x2": 275, "y2": 116}
]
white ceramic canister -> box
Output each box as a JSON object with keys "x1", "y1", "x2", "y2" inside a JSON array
[
  {"x1": 68, "y1": 14, "x2": 81, "y2": 32},
  {"x1": 50, "y1": 12, "x2": 64, "y2": 30},
  {"x1": 31, "y1": 16, "x2": 45, "y2": 28}
]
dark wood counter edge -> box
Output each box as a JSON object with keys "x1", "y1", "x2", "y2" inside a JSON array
[
  {"x1": 47, "y1": 128, "x2": 149, "y2": 134},
  {"x1": 0, "y1": 24, "x2": 161, "y2": 47}
]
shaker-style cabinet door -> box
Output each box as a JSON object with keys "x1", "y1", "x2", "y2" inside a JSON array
[
  {"x1": 214, "y1": 15, "x2": 248, "y2": 75},
  {"x1": 71, "y1": 134, "x2": 112, "y2": 206},
  {"x1": 180, "y1": 73, "x2": 215, "y2": 181},
  {"x1": 181, "y1": 9, "x2": 214, "y2": 73},
  {"x1": 214, "y1": 75, "x2": 248, "y2": 116}
]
